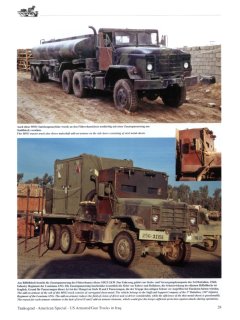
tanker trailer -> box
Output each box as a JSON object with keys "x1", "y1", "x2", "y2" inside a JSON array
[
  {"x1": 30, "y1": 26, "x2": 191, "y2": 111},
  {"x1": 30, "y1": 28, "x2": 96, "y2": 87}
]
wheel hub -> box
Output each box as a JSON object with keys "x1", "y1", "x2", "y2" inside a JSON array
[
  {"x1": 117, "y1": 239, "x2": 131, "y2": 259},
  {"x1": 117, "y1": 88, "x2": 127, "y2": 107},
  {"x1": 61, "y1": 231, "x2": 70, "y2": 249}
]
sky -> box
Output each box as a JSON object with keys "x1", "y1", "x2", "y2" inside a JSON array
[
  {"x1": 17, "y1": 138, "x2": 221, "y2": 196},
  {"x1": 14, "y1": 1, "x2": 222, "y2": 48}
]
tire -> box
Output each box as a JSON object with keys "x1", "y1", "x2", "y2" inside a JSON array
[
  {"x1": 113, "y1": 79, "x2": 138, "y2": 112},
  {"x1": 62, "y1": 70, "x2": 74, "y2": 94},
  {"x1": 112, "y1": 231, "x2": 142, "y2": 267},
  {"x1": 30, "y1": 66, "x2": 36, "y2": 81},
  {"x1": 161, "y1": 85, "x2": 186, "y2": 108},
  {"x1": 60, "y1": 225, "x2": 79, "y2": 254},
  {"x1": 35, "y1": 66, "x2": 44, "y2": 83},
  {"x1": 204, "y1": 239, "x2": 218, "y2": 252},
  {"x1": 46, "y1": 224, "x2": 61, "y2": 250},
  {"x1": 73, "y1": 72, "x2": 86, "y2": 98},
  {"x1": 75, "y1": 243, "x2": 87, "y2": 255},
  {"x1": 160, "y1": 241, "x2": 191, "y2": 266}
]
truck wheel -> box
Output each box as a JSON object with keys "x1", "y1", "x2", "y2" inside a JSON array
[
  {"x1": 62, "y1": 70, "x2": 73, "y2": 94},
  {"x1": 112, "y1": 231, "x2": 142, "y2": 267},
  {"x1": 73, "y1": 72, "x2": 86, "y2": 98},
  {"x1": 161, "y1": 85, "x2": 186, "y2": 108},
  {"x1": 76, "y1": 243, "x2": 87, "y2": 254},
  {"x1": 46, "y1": 224, "x2": 61, "y2": 250},
  {"x1": 60, "y1": 226, "x2": 79, "y2": 254},
  {"x1": 160, "y1": 241, "x2": 191, "y2": 266},
  {"x1": 113, "y1": 79, "x2": 138, "y2": 112},
  {"x1": 30, "y1": 66, "x2": 36, "y2": 81},
  {"x1": 204, "y1": 239, "x2": 218, "y2": 252},
  {"x1": 35, "y1": 66, "x2": 44, "y2": 83}
]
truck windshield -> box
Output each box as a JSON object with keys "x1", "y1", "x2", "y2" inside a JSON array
[{"x1": 115, "y1": 31, "x2": 158, "y2": 46}]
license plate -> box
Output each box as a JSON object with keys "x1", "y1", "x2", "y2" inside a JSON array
[{"x1": 139, "y1": 230, "x2": 169, "y2": 241}]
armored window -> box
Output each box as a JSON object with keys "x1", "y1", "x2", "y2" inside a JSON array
[
  {"x1": 148, "y1": 187, "x2": 161, "y2": 195},
  {"x1": 182, "y1": 143, "x2": 189, "y2": 154},
  {"x1": 121, "y1": 184, "x2": 137, "y2": 193}
]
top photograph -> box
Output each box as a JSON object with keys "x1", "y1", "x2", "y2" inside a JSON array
[{"x1": 17, "y1": 13, "x2": 221, "y2": 123}]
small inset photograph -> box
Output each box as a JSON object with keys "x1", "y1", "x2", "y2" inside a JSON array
[{"x1": 176, "y1": 127, "x2": 221, "y2": 181}]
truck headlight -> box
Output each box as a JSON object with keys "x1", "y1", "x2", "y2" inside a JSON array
[
  {"x1": 152, "y1": 214, "x2": 159, "y2": 223},
  {"x1": 184, "y1": 62, "x2": 189, "y2": 69},
  {"x1": 147, "y1": 63, "x2": 153, "y2": 71},
  {"x1": 190, "y1": 217, "x2": 196, "y2": 225}
]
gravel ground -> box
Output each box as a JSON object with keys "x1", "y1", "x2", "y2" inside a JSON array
[
  {"x1": 17, "y1": 72, "x2": 221, "y2": 124},
  {"x1": 18, "y1": 236, "x2": 221, "y2": 279}
]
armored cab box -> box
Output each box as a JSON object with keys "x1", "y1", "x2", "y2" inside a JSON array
[
  {"x1": 176, "y1": 128, "x2": 221, "y2": 181},
  {"x1": 52, "y1": 153, "x2": 133, "y2": 215}
]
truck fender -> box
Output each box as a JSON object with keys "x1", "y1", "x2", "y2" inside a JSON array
[
  {"x1": 102, "y1": 215, "x2": 146, "y2": 244},
  {"x1": 105, "y1": 65, "x2": 141, "y2": 87}
]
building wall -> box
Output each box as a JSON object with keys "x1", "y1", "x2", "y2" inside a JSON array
[{"x1": 182, "y1": 45, "x2": 221, "y2": 82}]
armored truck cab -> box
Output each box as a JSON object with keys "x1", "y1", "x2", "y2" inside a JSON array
[
  {"x1": 176, "y1": 128, "x2": 221, "y2": 181},
  {"x1": 30, "y1": 26, "x2": 191, "y2": 112}
]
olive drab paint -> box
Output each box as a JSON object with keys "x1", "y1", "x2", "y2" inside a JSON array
[
  {"x1": 38, "y1": 153, "x2": 221, "y2": 267},
  {"x1": 30, "y1": 27, "x2": 192, "y2": 111}
]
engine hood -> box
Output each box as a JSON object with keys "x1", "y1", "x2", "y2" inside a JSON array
[{"x1": 115, "y1": 46, "x2": 189, "y2": 56}]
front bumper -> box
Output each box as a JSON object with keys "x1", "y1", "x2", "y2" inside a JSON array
[
  {"x1": 134, "y1": 77, "x2": 185, "y2": 90},
  {"x1": 139, "y1": 229, "x2": 196, "y2": 243}
]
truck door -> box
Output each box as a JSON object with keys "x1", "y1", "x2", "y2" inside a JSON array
[
  {"x1": 180, "y1": 138, "x2": 203, "y2": 173},
  {"x1": 53, "y1": 159, "x2": 82, "y2": 215},
  {"x1": 98, "y1": 32, "x2": 113, "y2": 71}
]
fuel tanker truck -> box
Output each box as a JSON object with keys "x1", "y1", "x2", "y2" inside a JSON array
[
  {"x1": 37, "y1": 153, "x2": 211, "y2": 268},
  {"x1": 30, "y1": 26, "x2": 192, "y2": 112}
]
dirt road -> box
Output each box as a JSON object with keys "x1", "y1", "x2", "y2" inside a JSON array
[
  {"x1": 17, "y1": 72, "x2": 221, "y2": 124},
  {"x1": 18, "y1": 236, "x2": 221, "y2": 279}
]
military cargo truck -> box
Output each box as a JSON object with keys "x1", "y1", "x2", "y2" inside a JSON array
[
  {"x1": 176, "y1": 128, "x2": 221, "y2": 181},
  {"x1": 30, "y1": 26, "x2": 191, "y2": 112},
  {"x1": 41, "y1": 153, "x2": 203, "y2": 267},
  {"x1": 189, "y1": 205, "x2": 221, "y2": 252}
]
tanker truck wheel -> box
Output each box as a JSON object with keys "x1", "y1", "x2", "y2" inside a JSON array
[
  {"x1": 112, "y1": 231, "x2": 142, "y2": 267},
  {"x1": 113, "y1": 79, "x2": 138, "y2": 112},
  {"x1": 73, "y1": 72, "x2": 86, "y2": 98},
  {"x1": 62, "y1": 70, "x2": 73, "y2": 94},
  {"x1": 60, "y1": 225, "x2": 79, "y2": 254},
  {"x1": 161, "y1": 85, "x2": 186, "y2": 108},
  {"x1": 30, "y1": 66, "x2": 36, "y2": 81},
  {"x1": 35, "y1": 66, "x2": 44, "y2": 83},
  {"x1": 46, "y1": 224, "x2": 61, "y2": 250},
  {"x1": 76, "y1": 243, "x2": 87, "y2": 255},
  {"x1": 159, "y1": 241, "x2": 191, "y2": 266}
]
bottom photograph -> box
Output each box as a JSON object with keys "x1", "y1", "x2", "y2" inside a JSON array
[{"x1": 17, "y1": 138, "x2": 221, "y2": 279}]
